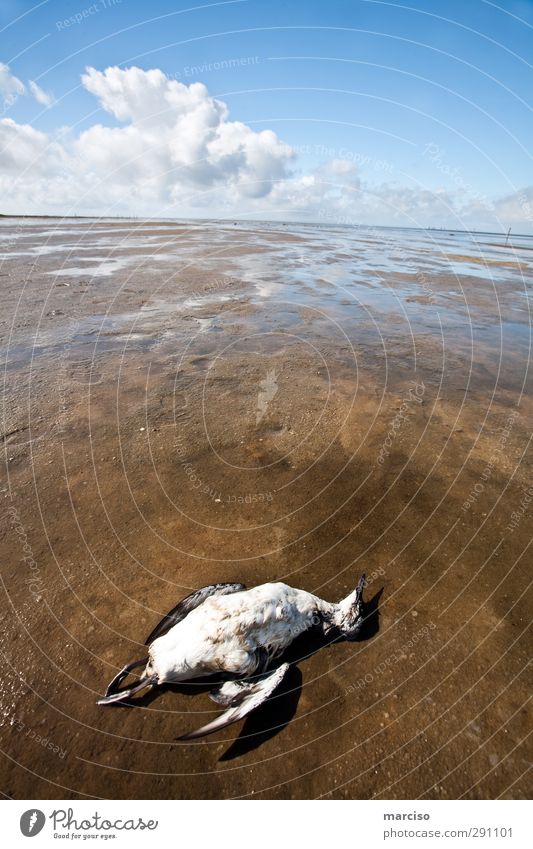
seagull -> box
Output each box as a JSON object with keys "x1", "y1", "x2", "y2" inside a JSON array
[{"x1": 98, "y1": 575, "x2": 366, "y2": 739}]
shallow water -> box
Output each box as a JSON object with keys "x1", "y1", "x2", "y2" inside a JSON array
[{"x1": 0, "y1": 218, "x2": 531, "y2": 800}]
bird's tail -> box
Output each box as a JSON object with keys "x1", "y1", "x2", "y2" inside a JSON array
[{"x1": 97, "y1": 657, "x2": 155, "y2": 705}]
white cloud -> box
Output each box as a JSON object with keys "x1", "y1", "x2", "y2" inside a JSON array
[
  {"x1": 260, "y1": 162, "x2": 533, "y2": 234},
  {"x1": 0, "y1": 118, "x2": 52, "y2": 173},
  {"x1": 76, "y1": 66, "x2": 293, "y2": 200},
  {"x1": 0, "y1": 62, "x2": 55, "y2": 111},
  {"x1": 0, "y1": 65, "x2": 294, "y2": 215},
  {"x1": 491, "y1": 186, "x2": 533, "y2": 230},
  {"x1": 0, "y1": 63, "x2": 531, "y2": 233},
  {"x1": 0, "y1": 62, "x2": 25, "y2": 108},
  {"x1": 29, "y1": 80, "x2": 55, "y2": 107}
]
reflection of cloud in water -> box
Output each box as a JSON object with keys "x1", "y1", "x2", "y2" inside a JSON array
[
  {"x1": 182, "y1": 294, "x2": 232, "y2": 309},
  {"x1": 225, "y1": 226, "x2": 533, "y2": 305},
  {"x1": 46, "y1": 251, "x2": 190, "y2": 278},
  {"x1": 47, "y1": 256, "x2": 134, "y2": 277},
  {"x1": 195, "y1": 317, "x2": 213, "y2": 332},
  {"x1": 256, "y1": 281, "x2": 282, "y2": 298},
  {"x1": 444, "y1": 259, "x2": 528, "y2": 281}
]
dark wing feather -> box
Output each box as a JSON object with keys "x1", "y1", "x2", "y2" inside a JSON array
[
  {"x1": 179, "y1": 663, "x2": 290, "y2": 740},
  {"x1": 145, "y1": 582, "x2": 246, "y2": 645}
]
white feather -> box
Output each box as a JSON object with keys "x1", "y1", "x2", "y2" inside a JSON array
[{"x1": 146, "y1": 582, "x2": 335, "y2": 684}]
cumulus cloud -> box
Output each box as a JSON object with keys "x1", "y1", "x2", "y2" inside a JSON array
[
  {"x1": 0, "y1": 119, "x2": 53, "y2": 173},
  {"x1": 0, "y1": 65, "x2": 296, "y2": 214},
  {"x1": 29, "y1": 80, "x2": 55, "y2": 107},
  {"x1": 0, "y1": 62, "x2": 25, "y2": 108},
  {"x1": 0, "y1": 62, "x2": 531, "y2": 233},
  {"x1": 76, "y1": 66, "x2": 293, "y2": 201}
]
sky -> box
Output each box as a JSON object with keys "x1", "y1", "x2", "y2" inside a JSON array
[{"x1": 1, "y1": 0, "x2": 532, "y2": 231}]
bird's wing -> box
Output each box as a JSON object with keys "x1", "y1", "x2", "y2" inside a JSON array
[
  {"x1": 144, "y1": 582, "x2": 246, "y2": 645},
  {"x1": 179, "y1": 663, "x2": 290, "y2": 740}
]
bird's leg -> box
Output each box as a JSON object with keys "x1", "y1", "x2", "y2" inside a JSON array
[
  {"x1": 254, "y1": 645, "x2": 271, "y2": 674},
  {"x1": 180, "y1": 663, "x2": 290, "y2": 740}
]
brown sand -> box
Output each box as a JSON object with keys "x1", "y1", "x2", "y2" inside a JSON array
[{"x1": 0, "y1": 219, "x2": 531, "y2": 799}]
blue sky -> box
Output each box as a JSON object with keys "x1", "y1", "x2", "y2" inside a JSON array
[{"x1": 1, "y1": 0, "x2": 532, "y2": 229}]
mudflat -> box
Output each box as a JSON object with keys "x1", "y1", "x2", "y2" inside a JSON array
[{"x1": 1, "y1": 218, "x2": 531, "y2": 799}]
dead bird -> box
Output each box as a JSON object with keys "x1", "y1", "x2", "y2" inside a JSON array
[{"x1": 98, "y1": 575, "x2": 366, "y2": 739}]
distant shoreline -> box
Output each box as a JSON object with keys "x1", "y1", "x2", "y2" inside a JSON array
[{"x1": 0, "y1": 213, "x2": 530, "y2": 240}]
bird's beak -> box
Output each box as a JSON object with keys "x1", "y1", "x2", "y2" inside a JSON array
[{"x1": 355, "y1": 573, "x2": 366, "y2": 606}]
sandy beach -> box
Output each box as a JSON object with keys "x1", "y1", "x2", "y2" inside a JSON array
[{"x1": 1, "y1": 217, "x2": 531, "y2": 799}]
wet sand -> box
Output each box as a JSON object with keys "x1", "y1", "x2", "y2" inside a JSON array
[{"x1": 0, "y1": 218, "x2": 531, "y2": 799}]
